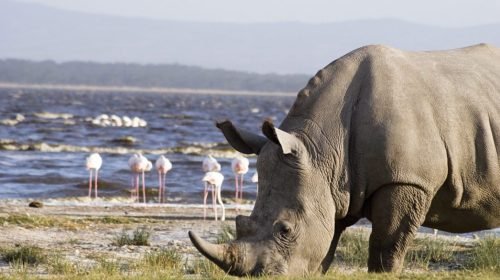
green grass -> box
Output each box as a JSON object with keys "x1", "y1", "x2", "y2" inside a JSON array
[
  {"x1": 0, "y1": 214, "x2": 158, "y2": 231},
  {"x1": 466, "y1": 235, "x2": 499, "y2": 272},
  {"x1": 216, "y1": 223, "x2": 236, "y2": 244},
  {"x1": 143, "y1": 248, "x2": 183, "y2": 269},
  {"x1": 405, "y1": 236, "x2": 459, "y2": 269},
  {"x1": 46, "y1": 253, "x2": 78, "y2": 274},
  {"x1": 336, "y1": 228, "x2": 370, "y2": 267},
  {"x1": 190, "y1": 257, "x2": 229, "y2": 279},
  {"x1": 112, "y1": 227, "x2": 151, "y2": 246},
  {"x1": 0, "y1": 245, "x2": 47, "y2": 267}
]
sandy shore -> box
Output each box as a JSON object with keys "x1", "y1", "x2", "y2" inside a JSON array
[
  {"x1": 0, "y1": 199, "x2": 251, "y2": 274},
  {"x1": 0, "y1": 198, "x2": 497, "y2": 277},
  {"x1": 0, "y1": 82, "x2": 296, "y2": 97}
]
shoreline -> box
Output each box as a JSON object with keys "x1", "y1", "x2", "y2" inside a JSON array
[
  {"x1": 0, "y1": 199, "x2": 498, "y2": 278},
  {"x1": 1, "y1": 197, "x2": 497, "y2": 239},
  {"x1": 0, "y1": 82, "x2": 296, "y2": 97}
]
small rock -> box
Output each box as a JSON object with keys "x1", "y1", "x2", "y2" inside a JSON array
[
  {"x1": 28, "y1": 201, "x2": 43, "y2": 208},
  {"x1": 110, "y1": 136, "x2": 137, "y2": 145}
]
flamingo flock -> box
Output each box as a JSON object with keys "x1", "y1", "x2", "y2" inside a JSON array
[{"x1": 84, "y1": 153, "x2": 257, "y2": 220}]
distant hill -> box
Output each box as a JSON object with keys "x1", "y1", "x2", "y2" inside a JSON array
[
  {"x1": 1, "y1": 0, "x2": 499, "y2": 74},
  {"x1": 0, "y1": 59, "x2": 309, "y2": 92}
]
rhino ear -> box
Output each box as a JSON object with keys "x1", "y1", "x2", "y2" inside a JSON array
[
  {"x1": 262, "y1": 120, "x2": 301, "y2": 155},
  {"x1": 216, "y1": 120, "x2": 267, "y2": 155}
]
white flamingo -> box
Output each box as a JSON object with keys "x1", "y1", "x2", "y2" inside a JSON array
[
  {"x1": 202, "y1": 171, "x2": 225, "y2": 221},
  {"x1": 202, "y1": 155, "x2": 221, "y2": 218},
  {"x1": 202, "y1": 155, "x2": 221, "y2": 172},
  {"x1": 128, "y1": 153, "x2": 150, "y2": 203},
  {"x1": 231, "y1": 155, "x2": 249, "y2": 205},
  {"x1": 155, "y1": 155, "x2": 172, "y2": 203},
  {"x1": 86, "y1": 153, "x2": 102, "y2": 198}
]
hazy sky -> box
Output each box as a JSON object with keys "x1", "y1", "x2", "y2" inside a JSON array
[{"x1": 18, "y1": 0, "x2": 500, "y2": 27}]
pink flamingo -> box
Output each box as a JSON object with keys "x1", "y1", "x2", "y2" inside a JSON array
[
  {"x1": 231, "y1": 155, "x2": 249, "y2": 206},
  {"x1": 128, "y1": 153, "x2": 150, "y2": 203},
  {"x1": 155, "y1": 155, "x2": 172, "y2": 203},
  {"x1": 202, "y1": 155, "x2": 221, "y2": 219},
  {"x1": 86, "y1": 153, "x2": 102, "y2": 198},
  {"x1": 202, "y1": 171, "x2": 225, "y2": 221}
]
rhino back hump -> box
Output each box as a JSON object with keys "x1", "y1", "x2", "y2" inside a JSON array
[{"x1": 287, "y1": 44, "x2": 500, "y2": 223}]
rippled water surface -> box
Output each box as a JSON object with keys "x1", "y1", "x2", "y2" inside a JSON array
[{"x1": 0, "y1": 89, "x2": 294, "y2": 203}]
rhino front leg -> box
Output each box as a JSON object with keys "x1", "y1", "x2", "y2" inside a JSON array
[
  {"x1": 367, "y1": 184, "x2": 431, "y2": 272},
  {"x1": 320, "y1": 216, "x2": 360, "y2": 273}
]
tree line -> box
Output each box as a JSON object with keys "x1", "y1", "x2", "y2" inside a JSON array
[{"x1": 0, "y1": 59, "x2": 309, "y2": 93}]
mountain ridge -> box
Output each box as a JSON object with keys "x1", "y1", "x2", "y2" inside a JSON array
[{"x1": 1, "y1": 0, "x2": 499, "y2": 74}]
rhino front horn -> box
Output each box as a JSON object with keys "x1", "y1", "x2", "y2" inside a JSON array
[
  {"x1": 189, "y1": 231, "x2": 231, "y2": 270},
  {"x1": 189, "y1": 231, "x2": 252, "y2": 276}
]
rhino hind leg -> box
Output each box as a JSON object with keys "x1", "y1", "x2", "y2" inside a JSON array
[{"x1": 367, "y1": 184, "x2": 431, "y2": 272}]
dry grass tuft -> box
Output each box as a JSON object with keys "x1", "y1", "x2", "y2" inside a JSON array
[{"x1": 112, "y1": 227, "x2": 151, "y2": 246}]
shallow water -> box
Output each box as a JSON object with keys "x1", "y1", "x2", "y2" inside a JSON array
[{"x1": 0, "y1": 88, "x2": 294, "y2": 203}]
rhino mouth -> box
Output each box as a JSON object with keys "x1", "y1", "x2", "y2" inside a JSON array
[{"x1": 189, "y1": 231, "x2": 286, "y2": 276}]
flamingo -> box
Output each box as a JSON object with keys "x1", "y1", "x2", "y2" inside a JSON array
[
  {"x1": 155, "y1": 155, "x2": 172, "y2": 203},
  {"x1": 202, "y1": 155, "x2": 221, "y2": 172},
  {"x1": 202, "y1": 155, "x2": 221, "y2": 218},
  {"x1": 202, "y1": 171, "x2": 225, "y2": 221},
  {"x1": 128, "y1": 153, "x2": 150, "y2": 203},
  {"x1": 86, "y1": 153, "x2": 102, "y2": 198},
  {"x1": 231, "y1": 155, "x2": 249, "y2": 205}
]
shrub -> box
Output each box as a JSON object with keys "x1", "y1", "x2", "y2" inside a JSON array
[
  {"x1": 1, "y1": 245, "x2": 46, "y2": 266},
  {"x1": 112, "y1": 227, "x2": 151, "y2": 246}
]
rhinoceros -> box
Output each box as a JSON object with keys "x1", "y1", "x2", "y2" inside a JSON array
[{"x1": 189, "y1": 44, "x2": 500, "y2": 276}]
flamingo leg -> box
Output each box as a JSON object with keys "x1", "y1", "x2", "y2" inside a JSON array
[
  {"x1": 131, "y1": 174, "x2": 134, "y2": 199},
  {"x1": 239, "y1": 174, "x2": 244, "y2": 200},
  {"x1": 94, "y1": 169, "x2": 99, "y2": 198},
  {"x1": 212, "y1": 184, "x2": 217, "y2": 221},
  {"x1": 135, "y1": 174, "x2": 140, "y2": 202},
  {"x1": 203, "y1": 182, "x2": 209, "y2": 220},
  {"x1": 234, "y1": 174, "x2": 239, "y2": 210},
  {"x1": 216, "y1": 183, "x2": 225, "y2": 221},
  {"x1": 142, "y1": 171, "x2": 146, "y2": 203},
  {"x1": 158, "y1": 171, "x2": 162, "y2": 203},
  {"x1": 162, "y1": 172, "x2": 166, "y2": 203},
  {"x1": 88, "y1": 169, "x2": 93, "y2": 198}
]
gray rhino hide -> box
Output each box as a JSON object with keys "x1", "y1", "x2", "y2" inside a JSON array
[{"x1": 190, "y1": 44, "x2": 500, "y2": 276}]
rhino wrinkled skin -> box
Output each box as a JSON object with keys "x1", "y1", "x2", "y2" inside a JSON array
[{"x1": 189, "y1": 44, "x2": 500, "y2": 276}]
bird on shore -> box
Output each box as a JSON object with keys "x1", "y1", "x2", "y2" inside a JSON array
[
  {"x1": 202, "y1": 171, "x2": 225, "y2": 221},
  {"x1": 86, "y1": 153, "x2": 102, "y2": 198},
  {"x1": 155, "y1": 155, "x2": 172, "y2": 203},
  {"x1": 202, "y1": 155, "x2": 221, "y2": 203},
  {"x1": 231, "y1": 155, "x2": 249, "y2": 205},
  {"x1": 128, "y1": 153, "x2": 150, "y2": 203},
  {"x1": 202, "y1": 155, "x2": 221, "y2": 173}
]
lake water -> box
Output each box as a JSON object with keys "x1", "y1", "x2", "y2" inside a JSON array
[{"x1": 0, "y1": 88, "x2": 294, "y2": 203}]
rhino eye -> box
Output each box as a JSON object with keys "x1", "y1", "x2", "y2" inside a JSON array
[
  {"x1": 274, "y1": 221, "x2": 293, "y2": 238},
  {"x1": 280, "y1": 225, "x2": 291, "y2": 236}
]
